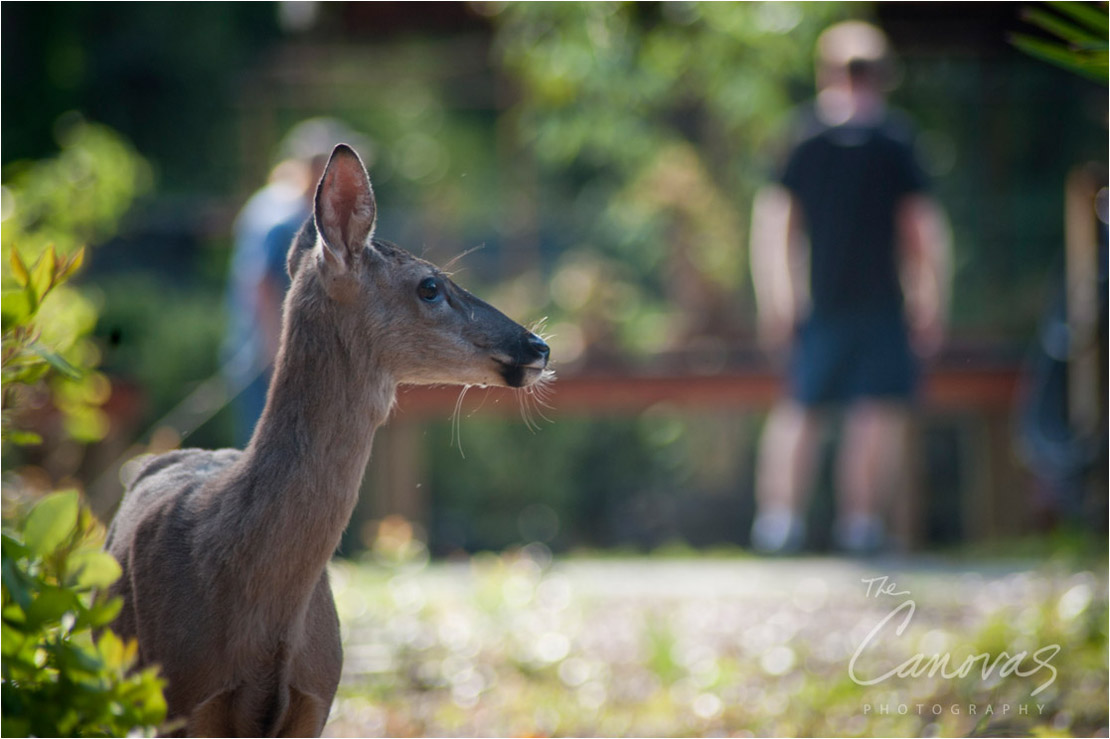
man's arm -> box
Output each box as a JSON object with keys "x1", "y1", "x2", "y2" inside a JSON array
[
  {"x1": 897, "y1": 194, "x2": 952, "y2": 358},
  {"x1": 750, "y1": 185, "x2": 809, "y2": 353}
]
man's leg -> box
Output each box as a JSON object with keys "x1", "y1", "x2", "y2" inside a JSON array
[
  {"x1": 834, "y1": 400, "x2": 910, "y2": 553},
  {"x1": 752, "y1": 399, "x2": 823, "y2": 552}
]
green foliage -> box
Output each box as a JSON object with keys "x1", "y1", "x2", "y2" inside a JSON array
[
  {"x1": 497, "y1": 3, "x2": 841, "y2": 173},
  {"x1": 1, "y1": 117, "x2": 150, "y2": 443},
  {"x1": 1012, "y1": 2, "x2": 1109, "y2": 84},
  {"x1": 2, "y1": 246, "x2": 87, "y2": 445},
  {"x1": 490, "y1": 2, "x2": 849, "y2": 354},
  {"x1": 2, "y1": 116, "x2": 151, "y2": 257},
  {"x1": 0, "y1": 121, "x2": 164, "y2": 736},
  {"x1": 1, "y1": 491, "x2": 166, "y2": 737}
]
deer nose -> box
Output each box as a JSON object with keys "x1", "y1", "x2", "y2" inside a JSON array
[{"x1": 527, "y1": 334, "x2": 550, "y2": 362}]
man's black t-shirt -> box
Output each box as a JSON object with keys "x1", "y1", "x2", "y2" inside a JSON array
[{"x1": 780, "y1": 107, "x2": 928, "y2": 316}]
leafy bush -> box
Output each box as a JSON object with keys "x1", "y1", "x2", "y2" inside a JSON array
[
  {"x1": 1, "y1": 491, "x2": 166, "y2": 737},
  {"x1": 1, "y1": 119, "x2": 166, "y2": 736},
  {"x1": 1, "y1": 116, "x2": 150, "y2": 443},
  {"x1": 2, "y1": 246, "x2": 89, "y2": 444},
  {"x1": 489, "y1": 3, "x2": 849, "y2": 355}
]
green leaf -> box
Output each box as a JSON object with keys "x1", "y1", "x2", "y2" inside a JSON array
[
  {"x1": 8, "y1": 250, "x2": 30, "y2": 287},
  {"x1": 0, "y1": 616, "x2": 28, "y2": 656},
  {"x1": 1, "y1": 555, "x2": 33, "y2": 612},
  {"x1": 0, "y1": 620, "x2": 24, "y2": 655},
  {"x1": 25, "y1": 585, "x2": 80, "y2": 629},
  {"x1": 29, "y1": 340, "x2": 83, "y2": 381},
  {"x1": 22, "y1": 490, "x2": 80, "y2": 557},
  {"x1": 28, "y1": 245, "x2": 58, "y2": 303},
  {"x1": 66, "y1": 550, "x2": 122, "y2": 590},
  {"x1": 56, "y1": 247, "x2": 86, "y2": 283},
  {"x1": 1, "y1": 532, "x2": 29, "y2": 560},
  {"x1": 5, "y1": 360, "x2": 51, "y2": 386},
  {"x1": 1023, "y1": 6, "x2": 1104, "y2": 44},
  {"x1": 1049, "y1": 1, "x2": 1109, "y2": 35},
  {"x1": 96, "y1": 625, "x2": 128, "y2": 665},
  {"x1": 127, "y1": 668, "x2": 168, "y2": 723},
  {"x1": 1, "y1": 650, "x2": 40, "y2": 676},
  {"x1": 2, "y1": 601, "x2": 27, "y2": 626},
  {"x1": 0, "y1": 288, "x2": 33, "y2": 330},
  {"x1": 75, "y1": 596, "x2": 123, "y2": 630},
  {"x1": 1011, "y1": 33, "x2": 1108, "y2": 82},
  {"x1": 49, "y1": 637, "x2": 105, "y2": 675}
]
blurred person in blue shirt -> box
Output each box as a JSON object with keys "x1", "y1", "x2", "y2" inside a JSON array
[
  {"x1": 223, "y1": 119, "x2": 369, "y2": 445},
  {"x1": 749, "y1": 21, "x2": 952, "y2": 554}
]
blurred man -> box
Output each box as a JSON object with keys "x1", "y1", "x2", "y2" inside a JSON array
[
  {"x1": 223, "y1": 118, "x2": 368, "y2": 445},
  {"x1": 749, "y1": 21, "x2": 952, "y2": 554}
]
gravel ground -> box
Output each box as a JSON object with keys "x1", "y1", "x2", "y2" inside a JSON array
[{"x1": 323, "y1": 553, "x2": 1108, "y2": 738}]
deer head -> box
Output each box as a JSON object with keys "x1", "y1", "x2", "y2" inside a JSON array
[{"x1": 287, "y1": 143, "x2": 550, "y2": 390}]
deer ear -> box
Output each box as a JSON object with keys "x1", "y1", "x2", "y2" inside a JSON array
[{"x1": 314, "y1": 143, "x2": 377, "y2": 269}]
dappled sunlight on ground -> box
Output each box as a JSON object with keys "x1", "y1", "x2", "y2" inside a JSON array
[{"x1": 324, "y1": 553, "x2": 1108, "y2": 738}]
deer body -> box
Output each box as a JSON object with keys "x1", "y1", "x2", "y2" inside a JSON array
[{"x1": 105, "y1": 145, "x2": 550, "y2": 737}]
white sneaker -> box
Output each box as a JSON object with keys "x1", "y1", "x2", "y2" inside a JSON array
[
  {"x1": 834, "y1": 514, "x2": 886, "y2": 555},
  {"x1": 751, "y1": 509, "x2": 806, "y2": 554}
]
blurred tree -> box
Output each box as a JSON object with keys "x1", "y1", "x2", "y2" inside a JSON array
[
  {"x1": 2, "y1": 116, "x2": 150, "y2": 446},
  {"x1": 490, "y1": 2, "x2": 848, "y2": 356},
  {"x1": 1, "y1": 3, "x2": 281, "y2": 194}
]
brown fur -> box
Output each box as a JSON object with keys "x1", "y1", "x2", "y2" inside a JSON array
[{"x1": 105, "y1": 145, "x2": 550, "y2": 737}]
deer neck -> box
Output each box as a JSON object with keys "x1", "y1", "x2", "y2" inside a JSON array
[{"x1": 219, "y1": 282, "x2": 395, "y2": 623}]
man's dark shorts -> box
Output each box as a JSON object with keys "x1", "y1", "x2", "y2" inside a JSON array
[{"x1": 788, "y1": 311, "x2": 919, "y2": 406}]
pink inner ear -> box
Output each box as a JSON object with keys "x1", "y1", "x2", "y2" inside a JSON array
[{"x1": 328, "y1": 162, "x2": 362, "y2": 246}]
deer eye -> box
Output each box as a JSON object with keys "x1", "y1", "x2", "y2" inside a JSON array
[{"x1": 417, "y1": 277, "x2": 443, "y2": 303}]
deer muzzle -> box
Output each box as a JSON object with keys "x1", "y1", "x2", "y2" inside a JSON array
[{"x1": 497, "y1": 332, "x2": 550, "y2": 388}]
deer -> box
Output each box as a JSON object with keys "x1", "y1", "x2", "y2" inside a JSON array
[{"x1": 104, "y1": 143, "x2": 551, "y2": 737}]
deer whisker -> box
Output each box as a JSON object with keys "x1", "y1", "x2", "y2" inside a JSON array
[
  {"x1": 451, "y1": 384, "x2": 473, "y2": 458},
  {"x1": 443, "y1": 243, "x2": 486, "y2": 273}
]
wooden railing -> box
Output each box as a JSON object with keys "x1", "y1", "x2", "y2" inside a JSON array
[
  {"x1": 385, "y1": 359, "x2": 1027, "y2": 548},
  {"x1": 394, "y1": 364, "x2": 1021, "y2": 419}
]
